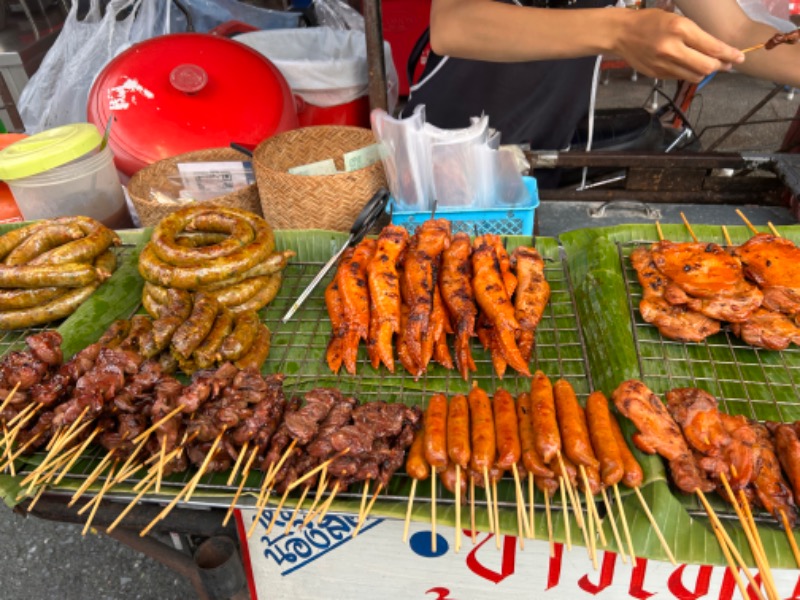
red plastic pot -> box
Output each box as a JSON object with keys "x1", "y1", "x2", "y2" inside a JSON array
[{"x1": 87, "y1": 33, "x2": 298, "y2": 177}]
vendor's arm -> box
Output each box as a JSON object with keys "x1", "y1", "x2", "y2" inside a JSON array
[
  {"x1": 675, "y1": 0, "x2": 800, "y2": 88},
  {"x1": 429, "y1": 0, "x2": 744, "y2": 81}
]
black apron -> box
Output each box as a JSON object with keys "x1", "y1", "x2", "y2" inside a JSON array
[{"x1": 402, "y1": 0, "x2": 615, "y2": 152}]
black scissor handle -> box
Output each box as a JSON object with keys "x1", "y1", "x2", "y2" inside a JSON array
[{"x1": 350, "y1": 188, "x2": 390, "y2": 244}]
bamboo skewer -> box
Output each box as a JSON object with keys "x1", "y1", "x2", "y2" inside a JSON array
[
  {"x1": 695, "y1": 489, "x2": 766, "y2": 600},
  {"x1": 430, "y1": 470, "x2": 438, "y2": 552},
  {"x1": 614, "y1": 484, "x2": 636, "y2": 564},
  {"x1": 455, "y1": 464, "x2": 462, "y2": 552},
  {"x1": 0, "y1": 431, "x2": 43, "y2": 472},
  {"x1": 679, "y1": 212, "x2": 699, "y2": 242},
  {"x1": 314, "y1": 481, "x2": 340, "y2": 525},
  {"x1": 265, "y1": 487, "x2": 292, "y2": 536},
  {"x1": 580, "y1": 466, "x2": 607, "y2": 548},
  {"x1": 26, "y1": 482, "x2": 47, "y2": 513},
  {"x1": 492, "y1": 479, "x2": 501, "y2": 550},
  {"x1": 544, "y1": 489, "x2": 555, "y2": 558},
  {"x1": 68, "y1": 449, "x2": 117, "y2": 506},
  {"x1": 352, "y1": 482, "x2": 383, "y2": 536},
  {"x1": 81, "y1": 461, "x2": 118, "y2": 536},
  {"x1": 132, "y1": 405, "x2": 184, "y2": 444},
  {"x1": 0, "y1": 382, "x2": 20, "y2": 414},
  {"x1": 718, "y1": 474, "x2": 777, "y2": 600},
  {"x1": 155, "y1": 435, "x2": 167, "y2": 494},
  {"x1": 226, "y1": 441, "x2": 249, "y2": 487},
  {"x1": 284, "y1": 485, "x2": 311, "y2": 535},
  {"x1": 736, "y1": 209, "x2": 760, "y2": 235},
  {"x1": 512, "y1": 463, "x2": 532, "y2": 539},
  {"x1": 184, "y1": 428, "x2": 226, "y2": 503},
  {"x1": 633, "y1": 486, "x2": 676, "y2": 564},
  {"x1": 779, "y1": 510, "x2": 800, "y2": 569},
  {"x1": 482, "y1": 466, "x2": 495, "y2": 534},
  {"x1": 710, "y1": 511, "x2": 752, "y2": 600},
  {"x1": 739, "y1": 490, "x2": 767, "y2": 562},
  {"x1": 222, "y1": 445, "x2": 260, "y2": 527},
  {"x1": 556, "y1": 452, "x2": 585, "y2": 531},
  {"x1": 600, "y1": 487, "x2": 627, "y2": 564},
  {"x1": 2, "y1": 424, "x2": 13, "y2": 477},
  {"x1": 559, "y1": 476, "x2": 572, "y2": 551},
  {"x1": 767, "y1": 222, "x2": 780, "y2": 237},
  {"x1": 246, "y1": 440, "x2": 298, "y2": 538},
  {"x1": 528, "y1": 473, "x2": 535, "y2": 541},
  {"x1": 106, "y1": 475, "x2": 158, "y2": 534},
  {"x1": 583, "y1": 477, "x2": 598, "y2": 570},
  {"x1": 301, "y1": 471, "x2": 328, "y2": 529},
  {"x1": 53, "y1": 426, "x2": 103, "y2": 485},
  {"x1": 403, "y1": 478, "x2": 418, "y2": 544},
  {"x1": 470, "y1": 477, "x2": 477, "y2": 544},
  {"x1": 355, "y1": 479, "x2": 371, "y2": 537},
  {"x1": 287, "y1": 450, "x2": 347, "y2": 493}
]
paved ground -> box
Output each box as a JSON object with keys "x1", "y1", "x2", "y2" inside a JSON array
[{"x1": 0, "y1": 10, "x2": 798, "y2": 600}]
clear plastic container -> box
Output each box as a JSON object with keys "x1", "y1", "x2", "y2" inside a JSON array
[
  {"x1": 0, "y1": 124, "x2": 133, "y2": 229},
  {"x1": 5, "y1": 144, "x2": 132, "y2": 228}
]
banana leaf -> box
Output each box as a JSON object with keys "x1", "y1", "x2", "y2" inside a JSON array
[{"x1": 5, "y1": 223, "x2": 800, "y2": 568}]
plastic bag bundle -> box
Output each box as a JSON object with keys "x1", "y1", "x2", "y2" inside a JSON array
[
  {"x1": 371, "y1": 108, "x2": 529, "y2": 211},
  {"x1": 19, "y1": 0, "x2": 170, "y2": 134}
]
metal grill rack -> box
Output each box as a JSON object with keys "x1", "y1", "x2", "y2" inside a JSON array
[
  {"x1": 16, "y1": 242, "x2": 596, "y2": 522},
  {"x1": 617, "y1": 239, "x2": 800, "y2": 523}
]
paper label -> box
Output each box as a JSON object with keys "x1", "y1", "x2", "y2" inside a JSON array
[
  {"x1": 287, "y1": 158, "x2": 338, "y2": 176},
  {"x1": 177, "y1": 161, "x2": 254, "y2": 201},
  {"x1": 343, "y1": 143, "x2": 383, "y2": 172}
]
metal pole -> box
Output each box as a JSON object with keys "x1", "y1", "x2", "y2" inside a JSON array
[{"x1": 362, "y1": 0, "x2": 388, "y2": 113}]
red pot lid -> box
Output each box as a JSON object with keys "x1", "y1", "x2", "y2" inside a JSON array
[{"x1": 88, "y1": 33, "x2": 298, "y2": 176}]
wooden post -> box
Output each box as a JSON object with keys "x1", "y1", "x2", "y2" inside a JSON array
[{"x1": 362, "y1": 0, "x2": 388, "y2": 113}]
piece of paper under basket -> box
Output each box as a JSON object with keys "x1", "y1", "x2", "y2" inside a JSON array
[{"x1": 370, "y1": 106, "x2": 538, "y2": 236}]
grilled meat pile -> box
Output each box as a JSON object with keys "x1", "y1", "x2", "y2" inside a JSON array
[
  {"x1": 613, "y1": 379, "x2": 798, "y2": 527},
  {"x1": 326, "y1": 220, "x2": 550, "y2": 380},
  {"x1": 1, "y1": 330, "x2": 421, "y2": 496},
  {"x1": 631, "y1": 235, "x2": 800, "y2": 350}
]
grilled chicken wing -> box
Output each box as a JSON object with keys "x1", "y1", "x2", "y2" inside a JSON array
[
  {"x1": 631, "y1": 247, "x2": 721, "y2": 342},
  {"x1": 401, "y1": 219, "x2": 451, "y2": 367},
  {"x1": 366, "y1": 225, "x2": 409, "y2": 372},
  {"x1": 650, "y1": 240, "x2": 762, "y2": 323},
  {"x1": 472, "y1": 236, "x2": 530, "y2": 377},
  {"x1": 729, "y1": 307, "x2": 800, "y2": 350},
  {"x1": 325, "y1": 279, "x2": 345, "y2": 374},
  {"x1": 613, "y1": 379, "x2": 713, "y2": 493},
  {"x1": 734, "y1": 233, "x2": 800, "y2": 318},
  {"x1": 750, "y1": 422, "x2": 796, "y2": 527},
  {"x1": 770, "y1": 422, "x2": 800, "y2": 506},
  {"x1": 440, "y1": 233, "x2": 478, "y2": 381},
  {"x1": 666, "y1": 388, "x2": 730, "y2": 457},
  {"x1": 512, "y1": 246, "x2": 550, "y2": 362},
  {"x1": 337, "y1": 239, "x2": 376, "y2": 374}
]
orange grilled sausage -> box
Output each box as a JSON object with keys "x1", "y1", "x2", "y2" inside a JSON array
[
  {"x1": 585, "y1": 391, "x2": 625, "y2": 487},
  {"x1": 447, "y1": 394, "x2": 471, "y2": 470},
  {"x1": 468, "y1": 383, "x2": 496, "y2": 472},
  {"x1": 517, "y1": 392, "x2": 554, "y2": 478},
  {"x1": 530, "y1": 371, "x2": 561, "y2": 465},
  {"x1": 406, "y1": 427, "x2": 430, "y2": 481},
  {"x1": 554, "y1": 379, "x2": 600, "y2": 470},
  {"x1": 424, "y1": 393, "x2": 449, "y2": 471},
  {"x1": 609, "y1": 412, "x2": 645, "y2": 488},
  {"x1": 493, "y1": 388, "x2": 521, "y2": 470}
]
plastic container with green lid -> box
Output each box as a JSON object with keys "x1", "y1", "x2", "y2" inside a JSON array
[{"x1": 0, "y1": 123, "x2": 133, "y2": 228}]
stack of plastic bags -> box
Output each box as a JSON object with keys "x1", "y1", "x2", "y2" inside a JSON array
[{"x1": 371, "y1": 106, "x2": 529, "y2": 212}]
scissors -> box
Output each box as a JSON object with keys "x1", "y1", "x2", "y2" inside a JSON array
[{"x1": 280, "y1": 188, "x2": 391, "y2": 323}]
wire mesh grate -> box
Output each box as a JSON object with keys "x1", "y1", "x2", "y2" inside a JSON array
[
  {"x1": 15, "y1": 241, "x2": 595, "y2": 518},
  {"x1": 618, "y1": 239, "x2": 800, "y2": 523}
]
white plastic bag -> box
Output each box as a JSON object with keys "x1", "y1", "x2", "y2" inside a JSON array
[
  {"x1": 18, "y1": 0, "x2": 170, "y2": 134},
  {"x1": 236, "y1": 27, "x2": 399, "y2": 112}
]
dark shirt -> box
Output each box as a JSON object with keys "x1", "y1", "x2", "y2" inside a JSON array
[{"x1": 402, "y1": 0, "x2": 615, "y2": 151}]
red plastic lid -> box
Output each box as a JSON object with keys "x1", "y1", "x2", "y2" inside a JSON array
[{"x1": 87, "y1": 33, "x2": 299, "y2": 176}]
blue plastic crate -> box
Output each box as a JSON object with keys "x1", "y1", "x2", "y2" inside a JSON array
[{"x1": 390, "y1": 176, "x2": 538, "y2": 236}]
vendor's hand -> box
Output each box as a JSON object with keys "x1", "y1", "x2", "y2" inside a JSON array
[{"x1": 612, "y1": 9, "x2": 745, "y2": 82}]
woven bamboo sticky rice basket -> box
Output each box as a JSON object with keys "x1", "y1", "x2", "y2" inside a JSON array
[
  {"x1": 253, "y1": 125, "x2": 387, "y2": 231},
  {"x1": 127, "y1": 148, "x2": 263, "y2": 227}
]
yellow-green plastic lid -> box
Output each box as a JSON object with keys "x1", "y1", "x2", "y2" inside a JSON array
[{"x1": 0, "y1": 123, "x2": 102, "y2": 181}]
